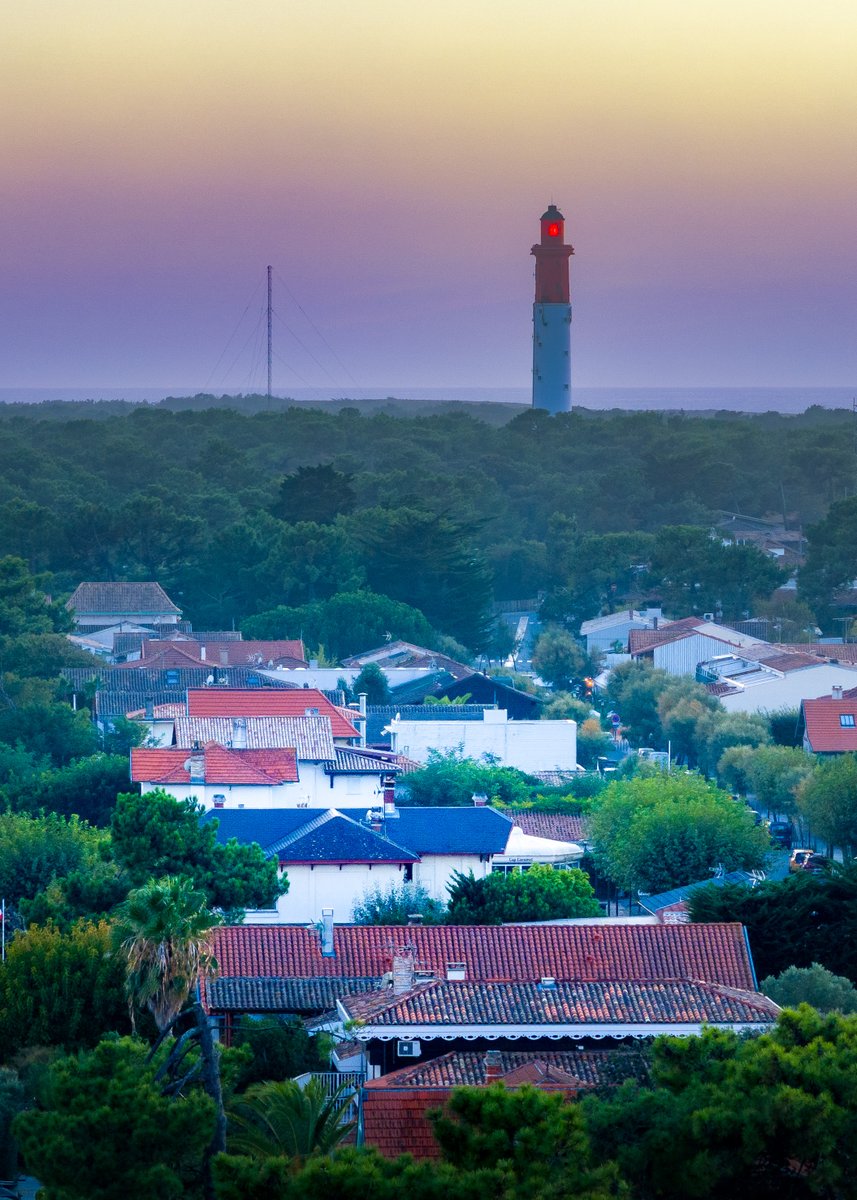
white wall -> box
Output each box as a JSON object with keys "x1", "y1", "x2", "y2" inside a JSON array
[
  {"x1": 387, "y1": 711, "x2": 577, "y2": 773},
  {"x1": 412, "y1": 853, "x2": 492, "y2": 900},
  {"x1": 244, "y1": 862, "x2": 407, "y2": 924},
  {"x1": 136, "y1": 764, "x2": 385, "y2": 811}
]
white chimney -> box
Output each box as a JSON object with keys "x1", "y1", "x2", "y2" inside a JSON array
[
  {"x1": 392, "y1": 947, "x2": 415, "y2": 995},
  {"x1": 833, "y1": 685, "x2": 844, "y2": 700},
  {"x1": 232, "y1": 717, "x2": 247, "y2": 749},
  {"x1": 320, "y1": 908, "x2": 335, "y2": 957},
  {"x1": 200, "y1": 645, "x2": 206, "y2": 661}
]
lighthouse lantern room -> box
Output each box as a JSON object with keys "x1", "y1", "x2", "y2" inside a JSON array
[{"x1": 531, "y1": 204, "x2": 574, "y2": 414}]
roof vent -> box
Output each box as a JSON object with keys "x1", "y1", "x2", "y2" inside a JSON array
[
  {"x1": 305, "y1": 707, "x2": 319, "y2": 717},
  {"x1": 446, "y1": 961, "x2": 466, "y2": 981},
  {"x1": 539, "y1": 976, "x2": 557, "y2": 990}
]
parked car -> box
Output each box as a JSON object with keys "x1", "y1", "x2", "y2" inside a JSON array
[
  {"x1": 768, "y1": 819, "x2": 794, "y2": 849},
  {"x1": 801, "y1": 853, "x2": 832, "y2": 873},
  {"x1": 789, "y1": 848, "x2": 815, "y2": 872}
]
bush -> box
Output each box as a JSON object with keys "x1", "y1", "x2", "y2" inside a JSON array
[
  {"x1": 351, "y1": 881, "x2": 446, "y2": 925},
  {"x1": 760, "y1": 963, "x2": 857, "y2": 1014}
]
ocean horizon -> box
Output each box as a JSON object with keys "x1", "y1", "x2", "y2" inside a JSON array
[{"x1": 0, "y1": 385, "x2": 854, "y2": 413}]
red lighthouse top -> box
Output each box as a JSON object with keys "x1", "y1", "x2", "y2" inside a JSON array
[{"x1": 532, "y1": 204, "x2": 574, "y2": 304}]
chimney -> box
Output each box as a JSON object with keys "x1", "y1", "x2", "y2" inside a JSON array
[
  {"x1": 358, "y1": 691, "x2": 368, "y2": 748},
  {"x1": 369, "y1": 810, "x2": 383, "y2": 833},
  {"x1": 232, "y1": 717, "x2": 247, "y2": 749},
  {"x1": 200, "y1": 644, "x2": 206, "y2": 661},
  {"x1": 446, "y1": 961, "x2": 466, "y2": 981},
  {"x1": 213, "y1": 793, "x2": 225, "y2": 809},
  {"x1": 392, "y1": 947, "x2": 415, "y2": 995},
  {"x1": 653, "y1": 616, "x2": 659, "y2": 630},
  {"x1": 472, "y1": 793, "x2": 488, "y2": 807},
  {"x1": 144, "y1": 696, "x2": 154, "y2": 720},
  {"x1": 305, "y1": 707, "x2": 319, "y2": 717},
  {"x1": 485, "y1": 1050, "x2": 503, "y2": 1082},
  {"x1": 382, "y1": 774, "x2": 396, "y2": 816},
  {"x1": 833, "y1": 685, "x2": 844, "y2": 700},
  {"x1": 407, "y1": 913, "x2": 423, "y2": 926},
  {"x1": 188, "y1": 752, "x2": 205, "y2": 783},
  {"x1": 320, "y1": 908, "x2": 335, "y2": 957}
]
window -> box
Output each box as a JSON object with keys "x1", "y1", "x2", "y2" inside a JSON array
[{"x1": 840, "y1": 714, "x2": 855, "y2": 727}]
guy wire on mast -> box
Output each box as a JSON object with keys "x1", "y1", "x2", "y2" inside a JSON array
[{"x1": 267, "y1": 265, "x2": 273, "y2": 401}]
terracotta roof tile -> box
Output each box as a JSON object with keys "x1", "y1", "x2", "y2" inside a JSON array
[
  {"x1": 208, "y1": 922, "x2": 758, "y2": 995},
  {"x1": 143, "y1": 639, "x2": 306, "y2": 667},
  {"x1": 801, "y1": 697, "x2": 857, "y2": 752},
  {"x1": 130, "y1": 744, "x2": 299, "y2": 785},
  {"x1": 175, "y1": 715, "x2": 336, "y2": 760},
  {"x1": 186, "y1": 688, "x2": 358, "y2": 737},
  {"x1": 364, "y1": 1047, "x2": 646, "y2": 1091},
  {"x1": 499, "y1": 810, "x2": 588, "y2": 843}
]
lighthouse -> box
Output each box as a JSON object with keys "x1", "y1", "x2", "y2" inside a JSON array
[{"x1": 531, "y1": 204, "x2": 574, "y2": 414}]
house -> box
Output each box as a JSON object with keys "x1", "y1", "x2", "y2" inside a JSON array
[
  {"x1": 203, "y1": 921, "x2": 777, "y2": 1062},
  {"x1": 185, "y1": 688, "x2": 359, "y2": 740},
  {"x1": 199, "y1": 804, "x2": 527, "y2": 921},
  {"x1": 141, "y1": 638, "x2": 307, "y2": 669},
  {"x1": 131, "y1": 744, "x2": 300, "y2": 809},
  {"x1": 434, "y1": 673, "x2": 543, "y2": 719},
  {"x1": 365, "y1": 704, "x2": 490, "y2": 749},
  {"x1": 800, "y1": 686, "x2": 857, "y2": 754},
  {"x1": 341, "y1": 641, "x2": 474, "y2": 681},
  {"x1": 386, "y1": 708, "x2": 577, "y2": 774},
  {"x1": 637, "y1": 870, "x2": 761, "y2": 924},
  {"x1": 361, "y1": 1047, "x2": 646, "y2": 1159},
  {"x1": 66, "y1": 581, "x2": 182, "y2": 632},
  {"x1": 580, "y1": 609, "x2": 669, "y2": 655}
]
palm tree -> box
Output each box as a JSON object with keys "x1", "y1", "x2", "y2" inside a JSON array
[
  {"x1": 115, "y1": 875, "x2": 224, "y2": 1200},
  {"x1": 115, "y1": 874, "x2": 217, "y2": 1032},
  {"x1": 228, "y1": 1077, "x2": 356, "y2": 1165}
]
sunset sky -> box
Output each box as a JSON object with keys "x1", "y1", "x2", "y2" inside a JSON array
[{"x1": 2, "y1": 0, "x2": 856, "y2": 393}]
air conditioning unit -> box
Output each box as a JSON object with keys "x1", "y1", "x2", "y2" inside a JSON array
[
  {"x1": 703, "y1": 612, "x2": 714, "y2": 622},
  {"x1": 397, "y1": 1040, "x2": 421, "y2": 1058}
]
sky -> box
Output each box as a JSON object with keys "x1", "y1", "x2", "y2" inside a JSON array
[{"x1": 1, "y1": 0, "x2": 856, "y2": 394}]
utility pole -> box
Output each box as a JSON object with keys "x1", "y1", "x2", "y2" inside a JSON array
[{"x1": 266, "y1": 265, "x2": 273, "y2": 401}]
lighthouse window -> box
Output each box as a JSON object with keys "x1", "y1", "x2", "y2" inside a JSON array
[{"x1": 548, "y1": 222, "x2": 560, "y2": 237}]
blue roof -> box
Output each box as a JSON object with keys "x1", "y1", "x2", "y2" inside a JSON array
[
  {"x1": 202, "y1": 805, "x2": 512, "y2": 860},
  {"x1": 638, "y1": 871, "x2": 757, "y2": 914},
  {"x1": 384, "y1": 806, "x2": 512, "y2": 855},
  {"x1": 201, "y1": 808, "x2": 417, "y2": 864}
]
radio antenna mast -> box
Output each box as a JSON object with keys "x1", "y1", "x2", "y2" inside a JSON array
[{"x1": 266, "y1": 265, "x2": 273, "y2": 401}]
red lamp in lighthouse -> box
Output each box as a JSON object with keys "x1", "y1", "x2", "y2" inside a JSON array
[{"x1": 531, "y1": 204, "x2": 574, "y2": 413}]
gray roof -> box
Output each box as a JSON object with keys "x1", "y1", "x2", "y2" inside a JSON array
[
  {"x1": 174, "y1": 715, "x2": 336, "y2": 760},
  {"x1": 67, "y1": 581, "x2": 181, "y2": 616},
  {"x1": 206, "y1": 976, "x2": 378, "y2": 1013},
  {"x1": 326, "y1": 747, "x2": 401, "y2": 774},
  {"x1": 638, "y1": 872, "x2": 758, "y2": 915}
]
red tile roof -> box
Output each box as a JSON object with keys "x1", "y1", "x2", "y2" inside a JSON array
[
  {"x1": 499, "y1": 810, "x2": 588, "y2": 843},
  {"x1": 801, "y1": 697, "x2": 857, "y2": 753},
  {"x1": 208, "y1": 921, "x2": 757, "y2": 994},
  {"x1": 780, "y1": 643, "x2": 857, "y2": 664},
  {"x1": 114, "y1": 643, "x2": 207, "y2": 670},
  {"x1": 186, "y1": 688, "x2": 358, "y2": 737},
  {"x1": 143, "y1": 639, "x2": 306, "y2": 667},
  {"x1": 361, "y1": 1048, "x2": 648, "y2": 1159},
  {"x1": 130, "y1": 744, "x2": 299, "y2": 785}
]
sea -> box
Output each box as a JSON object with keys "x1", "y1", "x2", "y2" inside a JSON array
[{"x1": 0, "y1": 386, "x2": 854, "y2": 413}]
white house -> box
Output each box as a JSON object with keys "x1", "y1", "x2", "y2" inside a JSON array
[
  {"x1": 580, "y1": 608, "x2": 668, "y2": 654},
  {"x1": 385, "y1": 707, "x2": 577, "y2": 774}
]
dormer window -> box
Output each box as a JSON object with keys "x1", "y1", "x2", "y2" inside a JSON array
[{"x1": 840, "y1": 714, "x2": 855, "y2": 727}]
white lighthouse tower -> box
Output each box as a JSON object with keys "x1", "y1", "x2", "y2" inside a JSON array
[{"x1": 531, "y1": 204, "x2": 574, "y2": 414}]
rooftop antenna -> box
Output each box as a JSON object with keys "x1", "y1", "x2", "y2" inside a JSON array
[{"x1": 266, "y1": 265, "x2": 273, "y2": 402}]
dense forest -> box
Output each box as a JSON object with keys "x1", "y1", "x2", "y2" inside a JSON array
[{"x1": 1, "y1": 395, "x2": 856, "y2": 650}]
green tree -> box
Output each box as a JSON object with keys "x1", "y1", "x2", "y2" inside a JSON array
[
  {"x1": 797, "y1": 755, "x2": 857, "y2": 857},
  {"x1": 402, "y1": 750, "x2": 533, "y2": 807},
  {"x1": 583, "y1": 1008, "x2": 857, "y2": 1200},
  {"x1": 271, "y1": 464, "x2": 356, "y2": 525},
  {"x1": 111, "y1": 790, "x2": 284, "y2": 912},
  {"x1": 13, "y1": 1036, "x2": 213, "y2": 1200},
  {"x1": 741, "y1": 744, "x2": 813, "y2": 816},
  {"x1": 9, "y1": 754, "x2": 131, "y2": 825},
  {"x1": 431, "y1": 1082, "x2": 623, "y2": 1200},
  {"x1": 0, "y1": 1066, "x2": 25, "y2": 1179},
  {"x1": 800, "y1": 495, "x2": 857, "y2": 624},
  {"x1": 232, "y1": 1017, "x2": 327, "y2": 1090},
  {"x1": 227, "y1": 1077, "x2": 355, "y2": 1163},
  {"x1": 114, "y1": 876, "x2": 218, "y2": 1033},
  {"x1": 0, "y1": 920, "x2": 130, "y2": 1059},
  {"x1": 760, "y1": 963, "x2": 857, "y2": 1014},
  {"x1": 445, "y1": 864, "x2": 600, "y2": 924},
  {"x1": 531, "y1": 625, "x2": 590, "y2": 691},
  {"x1": 650, "y1": 525, "x2": 785, "y2": 620},
  {"x1": 693, "y1": 709, "x2": 771, "y2": 777},
  {"x1": 588, "y1": 773, "x2": 769, "y2": 894},
  {"x1": 351, "y1": 662, "x2": 392, "y2": 704},
  {"x1": 0, "y1": 811, "x2": 105, "y2": 907},
  {"x1": 0, "y1": 701, "x2": 98, "y2": 766},
  {"x1": 351, "y1": 880, "x2": 446, "y2": 924}
]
